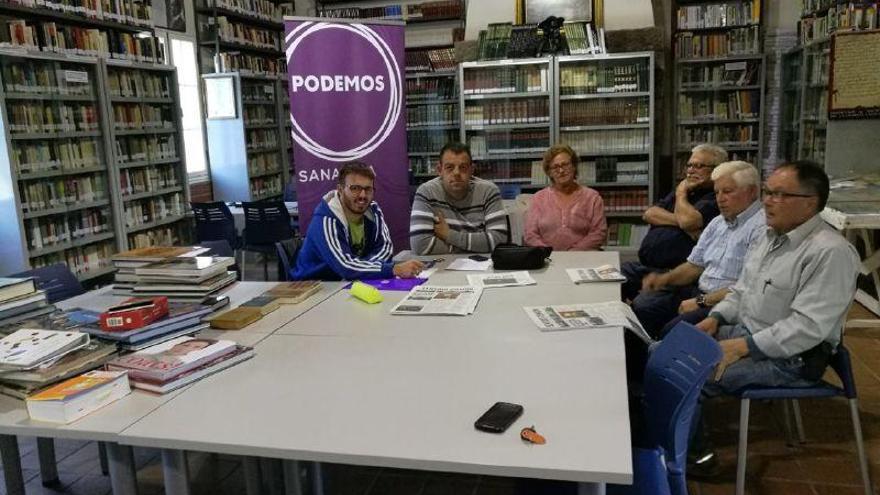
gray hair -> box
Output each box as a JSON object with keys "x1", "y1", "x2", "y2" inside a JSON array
[
  {"x1": 691, "y1": 143, "x2": 728, "y2": 167},
  {"x1": 711, "y1": 160, "x2": 759, "y2": 188}
]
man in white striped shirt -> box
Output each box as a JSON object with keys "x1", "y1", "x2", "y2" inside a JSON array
[{"x1": 409, "y1": 142, "x2": 509, "y2": 254}]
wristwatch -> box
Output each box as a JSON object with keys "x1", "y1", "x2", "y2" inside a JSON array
[{"x1": 696, "y1": 294, "x2": 708, "y2": 308}]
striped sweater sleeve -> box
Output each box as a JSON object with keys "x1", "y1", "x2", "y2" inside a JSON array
[
  {"x1": 444, "y1": 184, "x2": 508, "y2": 252},
  {"x1": 318, "y1": 214, "x2": 393, "y2": 280}
]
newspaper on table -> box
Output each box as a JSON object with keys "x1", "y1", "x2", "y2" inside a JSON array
[
  {"x1": 466, "y1": 271, "x2": 536, "y2": 288},
  {"x1": 446, "y1": 258, "x2": 492, "y2": 271},
  {"x1": 391, "y1": 286, "x2": 483, "y2": 316},
  {"x1": 566, "y1": 265, "x2": 626, "y2": 283},
  {"x1": 523, "y1": 301, "x2": 654, "y2": 345}
]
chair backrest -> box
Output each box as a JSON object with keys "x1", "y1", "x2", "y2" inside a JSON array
[
  {"x1": 191, "y1": 202, "x2": 237, "y2": 247},
  {"x1": 198, "y1": 239, "x2": 234, "y2": 258},
  {"x1": 242, "y1": 201, "x2": 294, "y2": 245},
  {"x1": 11, "y1": 263, "x2": 84, "y2": 304},
  {"x1": 643, "y1": 322, "x2": 722, "y2": 495},
  {"x1": 275, "y1": 238, "x2": 300, "y2": 281}
]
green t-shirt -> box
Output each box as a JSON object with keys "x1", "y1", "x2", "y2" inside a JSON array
[{"x1": 349, "y1": 219, "x2": 365, "y2": 256}]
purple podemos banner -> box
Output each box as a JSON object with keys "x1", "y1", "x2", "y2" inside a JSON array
[{"x1": 284, "y1": 18, "x2": 410, "y2": 250}]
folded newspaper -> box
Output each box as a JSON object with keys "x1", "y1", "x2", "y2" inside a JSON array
[
  {"x1": 466, "y1": 271, "x2": 536, "y2": 288},
  {"x1": 523, "y1": 301, "x2": 654, "y2": 345},
  {"x1": 566, "y1": 265, "x2": 626, "y2": 283},
  {"x1": 391, "y1": 286, "x2": 483, "y2": 316}
]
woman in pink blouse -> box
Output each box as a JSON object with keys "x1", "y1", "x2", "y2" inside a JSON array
[{"x1": 524, "y1": 144, "x2": 607, "y2": 250}]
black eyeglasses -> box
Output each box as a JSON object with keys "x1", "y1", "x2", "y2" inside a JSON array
[
  {"x1": 762, "y1": 188, "x2": 815, "y2": 201},
  {"x1": 346, "y1": 185, "x2": 374, "y2": 194}
]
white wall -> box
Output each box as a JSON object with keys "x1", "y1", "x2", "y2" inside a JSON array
[
  {"x1": 465, "y1": 0, "x2": 516, "y2": 40},
  {"x1": 604, "y1": 0, "x2": 654, "y2": 31}
]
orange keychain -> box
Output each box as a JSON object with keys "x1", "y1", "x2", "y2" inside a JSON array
[{"x1": 520, "y1": 426, "x2": 546, "y2": 445}]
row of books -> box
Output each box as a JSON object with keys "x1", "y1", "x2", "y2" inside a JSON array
[
  {"x1": 1, "y1": 59, "x2": 93, "y2": 96},
  {"x1": 246, "y1": 128, "x2": 278, "y2": 150},
  {"x1": 601, "y1": 189, "x2": 650, "y2": 213},
  {"x1": 801, "y1": 0, "x2": 836, "y2": 16},
  {"x1": 803, "y1": 90, "x2": 828, "y2": 121},
  {"x1": 679, "y1": 62, "x2": 760, "y2": 88},
  {"x1": 107, "y1": 69, "x2": 171, "y2": 99},
  {"x1": 606, "y1": 221, "x2": 649, "y2": 247},
  {"x1": 115, "y1": 135, "x2": 178, "y2": 163},
  {"x1": 5, "y1": 0, "x2": 154, "y2": 28},
  {"x1": 215, "y1": 16, "x2": 279, "y2": 50},
  {"x1": 676, "y1": 1, "x2": 762, "y2": 30},
  {"x1": 799, "y1": 3, "x2": 879, "y2": 44},
  {"x1": 559, "y1": 62, "x2": 648, "y2": 95},
  {"x1": 213, "y1": 52, "x2": 283, "y2": 77},
  {"x1": 469, "y1": 130, "x2": 549, "y2": 155},
  {"x1": 25, "y1": 208, "x2": 111, "y2": 250},
  {"x1": 119, "y1": 165, "x2": 180, "y2": 196},
  {"x1": 473, "y1": 160, "x2": 531, "y2": 182},
  {"x1": 562, "y1": 22, "x2": 605, "y2": 56},
  {"x1": 250, "y1": 174, "x2": 283, "y2": 199},
  {"x1": 674, "y1": 26, "x2": 761, "y2": 59},
  {"x1": 320, "y1": 0, "x2": 462, "y2": 22},
  {"x1": 805, "y1": 50, "x2": 829, "y2": 85},
  {"x1": 463, "y1": 66, "x2": 549, "y2": 94},
  {"x1": 31, "y1": 241, "x2": 113, "y2": 276},
  {"x1": 406, "y1": 47, "x2": 456, "y2": 73},
  {"x1": 19, "y1": 173, "x2": 107, "y2": 212},
  {"x1": 241, "y1": 80, "x2": 275, "y2": 102},
  {"x1": 112, "y1": 103, "x2": 173, "y2": 130},
  {"x1": 11, "y1": 138, "x2": 101, "y2": 174},
  {"x1": 559, "y1": 98, "x2": 650, "y2": 126},
  {"x1": 406, "y1": 77, "x2": 456, "y2": 100},
  {"x1": 407, "y1": 128, "x2": 458, "y2": 154},
  {"x1": 409, "y1": 155, "x2": 435, "y2": 176},
  {"x1": 128, "y1": 225, "x2": 179, "y2": 249},
  {"x1": 528, "y1": 159, "x2": 649, "y2": 185},
  {"x1": 7, "y1": 102, "x2": 100, "y2": 134},
  {"x1": 243, "y1": 105, "x2": 275, "y2": 126},
  {"x1": 208, "y1": 281, "x2": 321, "y2": 329},
  {"x1": 407, "y1": 102, "x2": 458, "y2": 127},
  {"x1": 801, "y1": 123, "x2": 827, "y2": 162},
  {"x1": 247, "y1": 153, "x2": 281, "y2": 177},
  {"x1": 463, "y1": 99, "x2": 549, "y2": 126},
  {"x1": 122, "y1": 193, "x2": 185, "y2": 229},
  {"x1": 563, "y1": 129, "x2": 651, "y2": 154},
  {"x1": 678, "y1": 124, "x2": 758, "y2": 147},
  {"x1": 3, "y1": 19, "x2": 165, "y2": 63},
  {"x1": 678, "y1": 91, "x2": 760, "y2": 120},
  {"x1": 207, "y1": 0, "x2": 286, "y2": 21},
  {"x1": 477, "y1": 22, "x2": 512, "y2": 60}
]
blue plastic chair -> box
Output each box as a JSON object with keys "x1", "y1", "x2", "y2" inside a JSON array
[
  {"x1": 191, "y1": 202, "x2": 239, "y2": 249},
  {"x1": 241, "y1": 201, "x2": 294, "y2": 280},
  {"x1": 611, "y1": 322, "x2": 721, "y2": 495},
  {"x1": 275, "y1": 239, "x2": 301, "y2": 281},
  {"x1": 12, "y1": 263, "x2": 84, "y2": 304},
  {"x1": 734, "y1": 343, "x2": 872, "y2": 495}
]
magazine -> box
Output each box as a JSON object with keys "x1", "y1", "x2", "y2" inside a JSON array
[
  {"x1": 106, "y1": 336, "x2": 236, "y2": 382},
  {"x1": 390, "y1": 286, "x2": 483, "y2": 316},
  {"x1": 445, "y1": 258, "x2": 492, "y2": 271},
  {"x1": 523, "y1": 301, "x2": 653, "y2": 345},
  {"x1": 466, "y1": 271, "x2": 536, "y2": 288},
  {"x1": 566, "y1": 265, "x2": 626, "y2": 283},
  {"x1": 0, "y1": 329, "x2": 90, "y2": 370}
]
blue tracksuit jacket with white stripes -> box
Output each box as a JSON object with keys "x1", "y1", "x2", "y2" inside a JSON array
[{"x1": 291, "y1": 190, "x2": 394, "y2": 281}]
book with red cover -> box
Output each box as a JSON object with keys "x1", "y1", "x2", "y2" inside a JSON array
[{"x1": 99, "y1": 297, "x2": 169, "y2": 332}]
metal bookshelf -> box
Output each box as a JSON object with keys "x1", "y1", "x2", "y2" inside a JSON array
[
  {"x1": 406, "y1": 70, "x2": 459, "y2": 183},
  {"x1": 673, "y1": 0, "x2": 766, "y2": 177},
  {"x1": 553, "y1": 52, "x2": 655, "y2": 254},
  {"x1": 798, "y1": 39, "x2": 830, "y2": 164},
  {"x1": 0, "y1": 51, "x2": 119, "y2": 281},
  {"x1": 204, "y1": 72, "x2": 288, "y2": 202}
]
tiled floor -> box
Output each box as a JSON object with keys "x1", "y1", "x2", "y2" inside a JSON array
[{"x1": 3, "y1": 259, "x2": 879, "y2": 494}]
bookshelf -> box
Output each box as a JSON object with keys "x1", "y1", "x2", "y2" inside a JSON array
[
  {"x1": 673, "y1": 0, "x2": 766, "y2": 177},
  {"x1": 780, "y1": 46, "x2": 803, "y2": 162},
  {"x1": 406, "y1": 71, "x2": 459, "y2": 184},
  {"x1": 102, "y1": 60, "x2": 190, "y2": 250},
  {"x1": 196, "y1": 0, "x2": 293, "y2": 196},
  {"x1": 204, "y1": 72, "x2": 287, "y2": 202},
  {"x1": 0, "y1": 51, "x2": 119, "y2": 281},
  {"x1": 459, "y1": 57, "x2": 554, "y2": 191},
  {"x1": 553, "y1": 52, "x2": 655, "y2": 254}
]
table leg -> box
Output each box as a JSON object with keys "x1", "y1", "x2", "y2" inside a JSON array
[
  {"x1": 37, "y1": 437, "x2": 59, "y2": 486},
  {"x1": 242, "y1": 456, "x2": 261, "y2": 495},
  {"x1": 0, "y1": 434, "x2": 25, "y2": 495},
  {"x1": 261, "y1": 458, "x2": 284, "y2": 495},
  {"x1": 161, "y1": 449, "x2": 190, "y2": 495},
  {"x1": 98, "y1": 441, "x2": 109, "y2": 476},
  {"x1": 309, "y1": 462, "x2": 325, "y2": 495},
  {"x1": 106, "y1": 442, "x2": 138, "y2": 495},
  {"x1": 577, "y1": 482, "x2": 606, "y2": 495},
  {"x1": 282, "y1": 460, "x2": 303, "y2": 495}
]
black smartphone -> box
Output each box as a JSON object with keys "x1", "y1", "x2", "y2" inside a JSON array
[
  {"x1": 469, "y1": 255, "x2": 489, "y2": 262},
  {"x1": 474, "y1": 402, "x2": 524, "y2": 433}
]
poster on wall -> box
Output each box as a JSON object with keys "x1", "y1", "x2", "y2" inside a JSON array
[{"x1": 284, "y1": 18, "x2": 410, "y2": 249}]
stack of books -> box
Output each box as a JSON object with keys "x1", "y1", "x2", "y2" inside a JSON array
[
  {"x1": 131, "y1": 257, "x2": 237, "y2": 300},
  {"x1": 26, "y1": 370, "x2": 131, "y2": 423},
  {"x1": 0, "y1": 277, "x2": 52, "y2": 326},
  {"x1": 106, "y1": 336, "x2": 254, "y2": 394},
  {"x1": 111, "y1": 246, "x2": 210, "y2": 295}
]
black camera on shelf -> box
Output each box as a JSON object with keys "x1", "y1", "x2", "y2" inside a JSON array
[{"x1": 536, "y1": 16, "x2": 565, "y2": 56}]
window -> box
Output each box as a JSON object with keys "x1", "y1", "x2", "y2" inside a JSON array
[{"x1": 170, "y1": 37, "x2": 208, "y2": 179}]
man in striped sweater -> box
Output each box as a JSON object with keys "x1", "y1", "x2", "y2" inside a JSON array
[
  {"x1": 292, "y1": 162, "x2": 424, "y2": 281},
  {"x1": 409, "y1": 142, "x2": 509, "y2": 254}
]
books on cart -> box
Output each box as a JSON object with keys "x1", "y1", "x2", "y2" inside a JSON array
[
  {"x1": 566, "y1": 265, "x2": 626, "y2": 283},
  {"x1": 390, "y1": 286, "x2": 483, "y2": 316},
  {"x1": 466, "y1": 271, "x2": 536, "y2": 288},
  {"x1": 0, "y1": 329, "x2": 90, "y2": 370},
  {"x1": 265, "y1": 281, "x2": 322, "y2": 304},
  {"x1": 26, "y1": 370, "x2": 130, "y2": 423}
]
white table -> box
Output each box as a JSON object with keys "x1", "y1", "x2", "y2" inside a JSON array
[{"x1": 0, "y1": 280, "x2": 344, "y2": 495}]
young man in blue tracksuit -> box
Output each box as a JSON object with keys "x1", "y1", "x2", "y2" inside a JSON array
[{"x1": 292, "y1": 162, "x2": 424, "y2": 281}]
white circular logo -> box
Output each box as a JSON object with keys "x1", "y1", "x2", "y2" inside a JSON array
[{"x1": 285, "y1": 22, "x2": 402, "y2": 162}]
